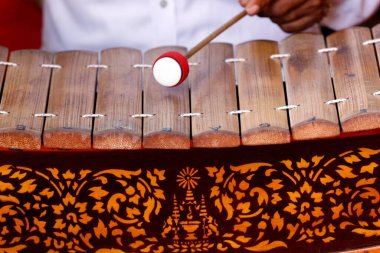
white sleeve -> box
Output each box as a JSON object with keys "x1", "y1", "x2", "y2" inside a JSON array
[{"x1": 322, "y1": 0, "x2": 380, "y2": 30}]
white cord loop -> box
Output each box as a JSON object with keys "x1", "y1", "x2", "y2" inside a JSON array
[
  {"x1": 363, "y1": 38, "x2": 380, "y2": 46},
  {"x1": 82, "y1": 114, "x2": 106, "y2": 118},
  {"x1": 132, "y1": 64, "x2": 152, "y2": 68},
  {"x1": 270, "y1": 54, "x2": 291, "y2": 60},
  {"x1": 41, "y1": 64, "x2": 62, "y2": 69},
  {"x1": 318, "y1": 47, "x2": 338, "y2": 53},
  {"x1": 179, "y1": 112, "x2": 203, "y2": 117},
  {"x1": 0, "y1": 111, "x2": 9, "y2": 115},
  {"x1": 87, "y1": 64, "x2": 108, "y2": 69},
  {"x1": 228, "y1": 109, "x2": 252, "y2": 115},
  {"x1": 275, "y1": 105, "x2": 299, "y2": 111},
  {"x1": 0, "y1": 61, "x2": 17, "y2": 67},
  {"x1": 33, "y1": 113, "x2": 57, "y2": 117},
  {"x1": 188, "y1": 62, "x2": 200, "y2": 66},
  {"x1": 224, "y1": 58, "x2": 246, "y2": 63},
  {"x1": 325, "y1": 98, "x2": 348, "y2": 105},
  {"x1": 130, "y1": 113, "x2": 155, "y2": 118},
  {"x1": 372, "y1": 91, "x2": 380, "y2": 96}
]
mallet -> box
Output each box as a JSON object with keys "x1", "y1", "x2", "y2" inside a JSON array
[{"x1": 153, "y1": 9, "x2": 247, "y2": 87}]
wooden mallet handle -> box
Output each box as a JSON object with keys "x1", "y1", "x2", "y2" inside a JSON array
[{"x1": 185, "y1": 10, "x2": 248, "y2": 59}]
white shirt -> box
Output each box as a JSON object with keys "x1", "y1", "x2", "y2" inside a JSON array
[{"x1": 42, "y1": 0, "x2": 380, "y2": 52}]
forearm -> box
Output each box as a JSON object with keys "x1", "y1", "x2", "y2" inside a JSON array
[{"x1": 322, "y1": 0, "x2": 380, "y2": 30}]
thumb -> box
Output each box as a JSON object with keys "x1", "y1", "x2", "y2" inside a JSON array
[{"x1": 245, "y1": 0, "x2": 270, "y2": 15}]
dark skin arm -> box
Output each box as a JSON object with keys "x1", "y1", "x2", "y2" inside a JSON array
[{"x1": 239, "y1": 0, "x2": 328, "y2": 33}]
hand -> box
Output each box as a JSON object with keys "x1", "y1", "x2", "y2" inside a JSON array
[{"x1": 239, "y1": 0, "x2": 328, "y2": 33}]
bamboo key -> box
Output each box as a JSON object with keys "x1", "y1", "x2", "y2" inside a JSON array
[{"x1": 152, "y1": 10, "x2": 248, "y2": 87}]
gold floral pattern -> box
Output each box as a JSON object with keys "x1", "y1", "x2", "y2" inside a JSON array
[{"x1": 0, "y1": 147, "x2": 379, "y2": 252}]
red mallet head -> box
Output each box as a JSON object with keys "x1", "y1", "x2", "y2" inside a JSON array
[{"x1": 153, "y1": 51, "x2": 189, "y2": 87}]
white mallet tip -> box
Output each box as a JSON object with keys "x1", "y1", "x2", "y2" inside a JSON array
[{"x1": 153, "y1": 57, "x2": 182, "y2": 87}]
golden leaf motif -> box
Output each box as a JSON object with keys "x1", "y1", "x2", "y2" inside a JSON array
[
  {"x1": 215, "y1": 199, "x2": 223, "y2": 213},
  {"x1": 205, "y1": 166, "x2": 218, "y2": 177},
  {"x1": 235, "y1": 191, "x2": 245, "y2": 200},
  {"x1": 356, "y1": 178, "x2": 377, "y2": 187},
  {"x1": 311, "y1": 155, "x2": 324, "y2": 167},
  {"x1": 147, "y1": 171, "x2": 158, "y2": 187},
  {"x1": 39, "y1": 188, "x2": 54, "y2": 199},
  {"x1": 360, "y1": 162, "x2": 378, "y2": 174},
  {"x1": 245, "y1": 240, "x2": 287, "y2": 251},
  {"x1": 18, "y1": 179, "x2": 37, "y2": 194},
  {"x1": 230, "y1": 163, "x2": 272, "y2": 174},
  {"x1": 0, "y1": 195, "x2": 19, "y2": 204},
  {"x1": 93, "y1": 202, "x2": 105, "y2": 213},
  {"x1": 0, "y1": 181, "x2": 14, "y2": 192},
  {"x1": 271, "y1": 193, "x2": 282, "y2": 205},
  {"x1": 228, "y1": 179, "x2": 236, "y2": 193},
  {"x1": 331, "y1": 203, "x2": 344, "y2": 220},
  {"x1": 0, "y1": 245, "x2": 27, "y2": 253},
  {"x1": 287, "y1": 192, "x2": 300, "y2": 203},
  {"x1": 373, "y1": 219, "x2": 380, "y2": 227},
  {"x1": 237, "y1": 202, "x2": 251, "y2": 214},
  {"x1": 336, "y1": 165, "x2": 357, "y2": 179},
  {"x1": 143, "y1": 197, "x2": 155, "y2": 222},
  {"x1": 266, "y1": 179, "x2": 283, "y2": 191},
  {"x1": 320, "y1": 175, "x2": 334, "y2": 185},
  {"x1": 322, "y1": 237, "x2": 335, "y2": 243},
  {"x1": 344, "y1": 155, "x2": 361, "y2": 164},
  {"x1": 210, "y1": 186, "x2": 220, "y2": 198},
  {"x1": 107, "y1": 194, "x2": 126, "y2": 213},
  {"x1": 297, "y1": 158, "x2": 309, "y2": 169},
  {"x1": 153, "y1": 189, "x2": 165, "y2": 200},
  {"x1": 94, "y1": 169, "x2": 141, "y2": 179},
  {"x1": 281, "y1": 160, "x2": 293, "y2": 171},
  {"x1": 94, "y1": 219, "x2": 108, "y2": 239},
  {"x1": 236, "y1": 236, "x2": 251, "y2": 243},
  {"x1": 129, "y1": 195, "x2": 140, "y2": 205},
  {"x1": 136, "y1": 182, "x2": 146, "y2": 198},
  {"x1": 359, "y1": 187, "x2": 380, "y2": 204},
  {"x1": 62, "y1": 170, "x2": 75, "y2": 179},
  {"x1": 130, "y1": 240, "x2": 144, "y2": 248},
  {"x1": 9, "y1": 171, "x2": 27, "y2": 180},
  {"x1": 126, "y1": 207, "x2": 141, "y2": 219},
  {"x1": 222, "y1": 194, "x2": 234, "y2": 220},
  {"x1": 0, "y1": 165, "x2": 12, "y2": 176},
  {"x1": 127, "y1": 226, "x2": 146, "y2": 238},
  {"x1": 233, "y1": 221, "x2": 252, "y2": 233},
  {"x1": 89, "y1": 186, "x2": 109, "y2": 200},
  {"x1": 153, "y1": 169, "x2": 165, "y2": 181},
  {"x1": 358, "y1": 148, "x2": 380, "y2": 158},
  {"x1": 352, "y1": 228, "x2": 380, "y2": 237},
  {"x1": 271, "y1": 212, "x2": 284, "y2": 231},
  {"x1": 250, "y1": 188, "x2": 268, "y2": 205},
  {"x1": 33, "y1": 217, "x2": 46, "y2": 233},
  {"x1": 224, "y1": 240, "x2": 241, "y2": 248},
  {"x1": 215, "y1": 167, "x2": 225, "y2": 183}
]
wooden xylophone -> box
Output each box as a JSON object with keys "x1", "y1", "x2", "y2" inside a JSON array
[{"x1": 1, "y1": 25, "x2": 380, "y2": 253}]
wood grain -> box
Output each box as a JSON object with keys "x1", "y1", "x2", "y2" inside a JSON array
[
  {"x1": 93, "y1": 48, "x2": 142, "y2": 149},
  {"x1": 236, "y1": 41, "x2": 290, "y2": 145},
  {"x1": 280, "y1": 33, "x2": 340, "y2": 140},
  {"x1": 189, "y1": 43, "x2": 240, "y2": 148},
  {"x1": 0, "y1": 50, "x2": 53, "y2": 149},
  {"x1": 44, "y1": 51, "x2": 98, "y2": 149},
  {"x1": 327, "y1": 27, "x2": 380, "y2": 132},
  {"x1": 0, "y1": 46, "x2": 8, "y2": 92},
  {"x1": 143, "y1": 47, "x2": 190, "y2": 149}
]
